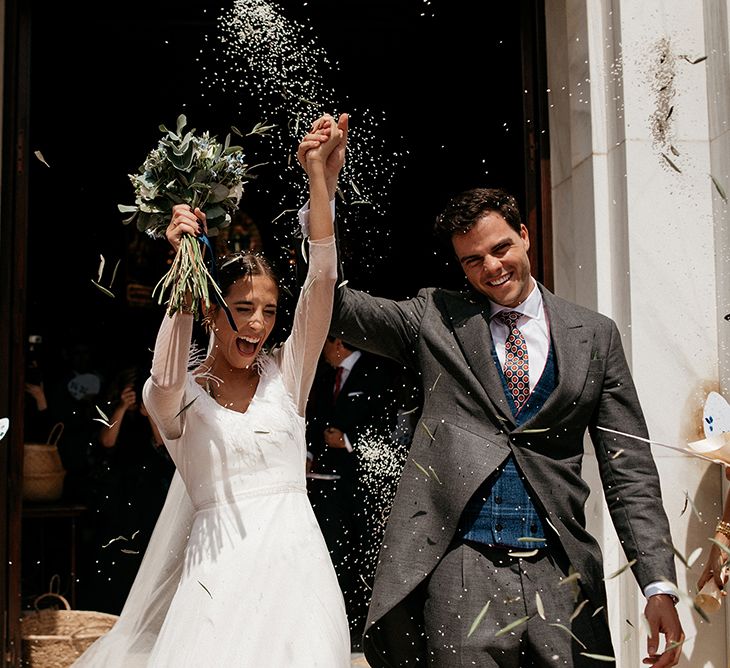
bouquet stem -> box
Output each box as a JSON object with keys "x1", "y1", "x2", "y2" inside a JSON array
[{"x1": 153, "y1": 235, "x2": 224, "y2": 318}]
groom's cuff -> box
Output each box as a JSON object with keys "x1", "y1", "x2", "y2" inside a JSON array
[
  {"x1": 297, "y1": 198, "x2": 336, "y2": 238},
  {"x1": 644, "y1": 580, "x2": 679, "y2": 603}
]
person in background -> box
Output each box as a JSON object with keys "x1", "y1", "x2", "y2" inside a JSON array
[
  {"x1": 24, "y1": 333, "x2": 54, "y2": 444},
  {"x1": 697, "y1": 466, "x2": 730, "y2": 597},
  {"x1": 84, "y1": 363, "x2": 175, "y2": 614},
  {"x1": 215, "y1": 209, "x2": 264, "y2": 256},
  {"x1": 306, "y1": 335, "x2": 400, "y2": 651},
  {"x1": 43, "y1": 332, "x2": 105, "y2": 502}
]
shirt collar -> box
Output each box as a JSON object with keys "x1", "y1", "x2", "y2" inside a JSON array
[
  {"x1": 339, "y1": 350, "x2": 362, "y2": 371},
  {"x1": 488, "y1": 279, "x2": 543, "y2": 321}
]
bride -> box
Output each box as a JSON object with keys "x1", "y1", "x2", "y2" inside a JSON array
[{"x1": 72, "y1": 113, "x2": 351, "y2": 667}]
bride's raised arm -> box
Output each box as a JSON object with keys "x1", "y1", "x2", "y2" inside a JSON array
[{"x1": 279, "y1": 113, "x2": 347, "y2": 415}]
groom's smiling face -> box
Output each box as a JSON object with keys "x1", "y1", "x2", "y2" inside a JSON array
[{"x1": 452, "y1": 212, "x2": 533, "y2": 308}]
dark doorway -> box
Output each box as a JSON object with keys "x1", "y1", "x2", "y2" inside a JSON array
[{"x1": 4, "y1": 0, "x2": 550, "y2": 662}]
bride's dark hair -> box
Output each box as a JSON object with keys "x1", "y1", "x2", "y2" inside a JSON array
[{"x1": 216, "y1": 251, "x2": 279, "y2": 297}]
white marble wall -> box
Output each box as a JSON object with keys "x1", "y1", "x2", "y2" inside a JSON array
[{"x1": 545, "y1": 0, "x2": 730, "y2": 665}]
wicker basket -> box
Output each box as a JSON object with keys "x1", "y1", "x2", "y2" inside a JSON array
[
  {"x1": 23, "y1": 424, "x2": 66, "y2": 502},
  {"x1": 21, "y1": 593, "x2": 118, "y2": 668}
]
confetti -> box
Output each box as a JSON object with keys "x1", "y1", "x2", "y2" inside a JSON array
[
  {"x1": 508, "y1": 549, "x2": 539, "y2": 558},
  {"x1": 680, "y1": 54, "x2": 707, "y2": 64},
  {"x1": 549, "y1": 622, "x2": 587, "y2": 649},
  {"x1": 175, "y1": 396, "x2": 199, "y2": 418},
  {"x1": 709, "y1": 537, "x2": 730, "y2": 559},
  {"x1": 711, "y1": 175, "x2": 728, "y2": 202},
  {"x1": 467, "y1": 601, "x2": 491, "y2": 638},
  {"x1": 427, "y1": 466, "x2": 442, "y2": 485},
  {"x1": 570, "y1": 599, "x2": 589, "y2": 622},
  {"x1": 579, "y1": 652, "x2": 615, "y2": 662},
  {"x1": 420, "y1": 422, "x2": 436, "y2": 441},
  {"x1": 208, "y1": 0, "x2": 405, "y2": 292},
  {"x1": 683, "y1": 490, "x2": 703, "y2": 522},
  {"x1": 411, "y1": 459, "x2": 431, "y2": 479},
  {"x1": 93, "y1": 405, "x2": 117, "y2": 428},
  {"x1": 535, "y1": 591, "x2": 545, "y2": 620},
  {"x1": 494, "y1": 615, "x2": 531, "y2": 638},
  {"x1": 198, "y1": 581, "x2": 213, "y2": 598},
  {"x1": 662, "y1": 153, "x2": 682, "y2": 173},
  {"x1": 558, "y1": 571, "x2": 582, "y2": 587},
  {"x1": 604, "y1": 559, "x2": 636, "y2": 580},
  {"x1": 90, "y1": 280, "x2": 115, "y2": 298},
  {"x1": 687, "y1": 547, "x2": 703, "y2": 568},
  {"x1": 34, "y1": 150, "x2": 50, "y2": 167}
]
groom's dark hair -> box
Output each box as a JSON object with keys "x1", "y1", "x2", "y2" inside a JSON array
[{"x1": 433, "y1": 187, "x2": 523, "y2": 243}]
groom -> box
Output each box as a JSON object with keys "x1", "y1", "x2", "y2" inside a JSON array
[{"x1": 298, "y1": 115, "x2": 683, "y2": 668}]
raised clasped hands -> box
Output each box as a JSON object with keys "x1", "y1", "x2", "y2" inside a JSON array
[{"x1": 297, "y1": 113, "x2": 349, "y2": 198}]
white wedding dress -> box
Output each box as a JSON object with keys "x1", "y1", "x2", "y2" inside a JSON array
[{"x1": 73, "y1": 237, "x2": 350, "y2": 667}]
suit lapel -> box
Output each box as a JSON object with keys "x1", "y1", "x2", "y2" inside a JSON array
[
  {"x1": 443, "y1": 291, "x2": 515, "y2": 427},
  {"x1": 519, "y1": 286, "x2": 592, "y2": 430}
]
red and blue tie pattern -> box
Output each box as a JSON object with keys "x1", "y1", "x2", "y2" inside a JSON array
[{"x1": 497, "y1": 311, "x2": 530, "y2": 411}]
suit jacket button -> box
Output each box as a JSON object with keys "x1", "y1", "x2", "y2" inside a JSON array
[
  {"x1": 494, "y1": 496, "x2": 503, "y2": 504},
  {"x1": 530, "y1": 523, "x2": 538, "y2": 533},
  {"x1": 495, "y1": 523, "x2": 503, "y2": 532}
]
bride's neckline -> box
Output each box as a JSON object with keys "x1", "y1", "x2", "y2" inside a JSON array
[{"x1": 194, "y1": 370, "x2": 262, "y2": 416}]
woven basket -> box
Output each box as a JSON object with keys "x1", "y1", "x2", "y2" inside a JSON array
[
  {"x1": 23, "y1": 424, "x2": 66, "y2": 502},
  {"x1": 21, "y1": 593, "x2": 118, "y2": 668}
]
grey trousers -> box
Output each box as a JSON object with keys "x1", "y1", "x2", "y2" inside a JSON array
[{"x1": 423, "y1": 541, "x2": 614, "y2": 667}]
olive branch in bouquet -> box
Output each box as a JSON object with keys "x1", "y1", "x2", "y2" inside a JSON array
[{"x1": 118, "y1": 114, "x2": 274, "y2": 326}]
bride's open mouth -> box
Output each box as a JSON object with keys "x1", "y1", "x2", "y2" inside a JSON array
[{"x1": 236, "y1": 336, "x2": 260, "y2": 356}]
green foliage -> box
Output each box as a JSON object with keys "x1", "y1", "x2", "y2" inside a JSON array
[{"x1": 118, "y1": 114, "x2": 257, "y2": 239}]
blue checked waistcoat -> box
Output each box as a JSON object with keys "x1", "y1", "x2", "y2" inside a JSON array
[{"x1": 459, "y1": 341, "x2": 556, "y2": 549}]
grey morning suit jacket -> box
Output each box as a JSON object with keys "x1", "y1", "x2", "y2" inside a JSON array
[{"x1": 330, "y1": 281, "x2": 677, "y2": 667}]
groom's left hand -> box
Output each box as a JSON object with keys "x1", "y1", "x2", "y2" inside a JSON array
[{"x1": 643, "y1": 594, "x2": 683, "y2": 667}]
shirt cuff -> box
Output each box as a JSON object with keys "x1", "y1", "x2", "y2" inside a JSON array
[
  {"x1": 343, "y1": 433, "x2": 353, "y2": 453},
  {"x1": 643, "y1": 580, "x2": 679, "y2": 602},
  {"x1": 297, "y1": 198, "x2": 336, "y2": 239}
]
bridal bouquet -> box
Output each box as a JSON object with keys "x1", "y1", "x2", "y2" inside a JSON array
[{"x1": 119, "y1": 114, "x2": 258, "y2": 319}]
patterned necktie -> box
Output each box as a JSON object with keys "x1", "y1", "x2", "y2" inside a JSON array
[
  {"x1": 496, "y1": 311, "x2": 530, "y2": 410},
  {"x1": 333, "y1": 366, "x2": 344, "y2": 402}
]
